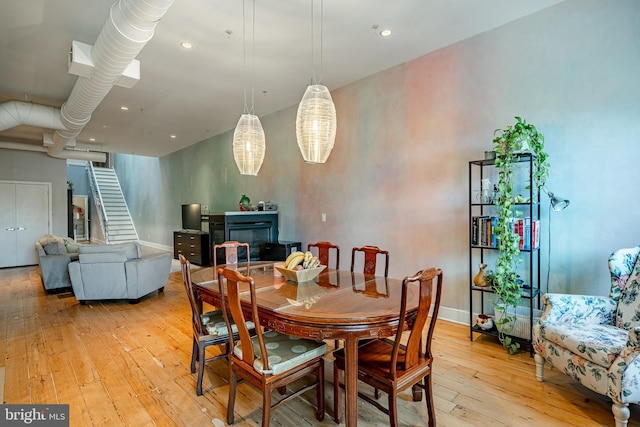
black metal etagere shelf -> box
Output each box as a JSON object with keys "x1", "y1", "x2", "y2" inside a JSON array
[{"x1": 468, "y1": 153, "x2": 542, "y2": 353}]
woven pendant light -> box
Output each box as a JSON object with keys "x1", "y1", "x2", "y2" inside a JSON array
[
  {"x1": 233, "y1": 0, "x2": 265, "y2": 175},
  {"x1": 233, "y1": 114, "x2": 265, "y2": 175},
  {"x1": 296, "y1": 84, "x2": 336, "y2": 163},
  {"x1": 296, "y1": 0, "x2": 336, "y2": 164}
]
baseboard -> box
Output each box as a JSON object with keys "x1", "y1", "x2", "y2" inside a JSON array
[
  {"x1": 437, "y1": 305, "x2": 469, "y2": 326},
  {"x1": 137, "y1": 240, "x2": 173, "y2": 254}
]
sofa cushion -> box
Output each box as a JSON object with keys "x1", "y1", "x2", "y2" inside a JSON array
[
  {"x1": 79, "y1": 252, "x2": 127, "y2": 264},
  {"x1": 61, "y1": 237, "x2": 80, "y2": 254},
  {"x1": 78, "y1": 242, "x2": 140, "y2": 260},
  {"x1": 38, "y1": 234, "x2": 80, "y2": 255},
  {"x1": 110, "y1": 242, "x2": 141, "y2": 260},
  {"x1": 538, "y1": 322, "x2": 629, "y2": 368},
  {"x1": 43, "y1": 241, "x2": 66, "y2": 255}
]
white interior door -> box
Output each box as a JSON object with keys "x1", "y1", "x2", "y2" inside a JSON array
[
  {"x1": 0, "y1": 183, "x2": 17, "y2": 268},
  {"x1": 16, "y1": 183, "x2": 50, "y2": 266},
  {"x1": 0, "y1": 181, "x2": 51, "y2": 268}
]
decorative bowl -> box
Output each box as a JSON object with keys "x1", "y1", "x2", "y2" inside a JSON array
[{"x1": 274, "y1": 265, "x2": 326, "y2": 283}]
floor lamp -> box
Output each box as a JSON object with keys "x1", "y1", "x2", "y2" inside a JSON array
[{"x1": 542, "y1": 186, "x2": 570, "y2": 293}]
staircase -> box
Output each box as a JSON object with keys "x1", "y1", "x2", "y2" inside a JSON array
[{"x1": 88, "y1": 165, "x2": 138, "y2": 243}]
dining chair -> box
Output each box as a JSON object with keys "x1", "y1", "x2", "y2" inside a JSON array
[
  {"x1": 307, "y1": 241, "x2": 340, "y2": 272},
  {"x1": 213, "y1": 241, "x2": 250, "y2": 280},
  {"x1": 180, "y1": 255, "x2": 254, "y2": 396},
  {"x1": 351, "y1": 245, "x2": 389, "y2": 277},
  {"x1": 217, "y1": 267, "x2": 327, "y2": 426},
  {"x1": 333, "y1": 267, "x2": 444, "y2": 426}
]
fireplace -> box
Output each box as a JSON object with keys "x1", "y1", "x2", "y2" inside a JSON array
[{"x1": 206, "y1": 211, "x2": 278, "y2": 262}]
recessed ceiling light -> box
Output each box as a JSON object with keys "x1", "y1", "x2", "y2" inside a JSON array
[
  {"x1": 170, "y1": 134, "x2": 176, "y2": 139},
  {"x1": 180, "y1": 41, "x2": 193, "y2": 49},
  {"x1": 379, "y1": 29, "x2": 392, "y2": 37},
  {"x1": 89, "y1": 138, "x2": 96, "y2": 142},
  {"x1": 120, "y1": 106, "x2": 128, "y2": 111}
]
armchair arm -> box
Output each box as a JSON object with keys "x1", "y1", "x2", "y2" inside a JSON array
[
  {"x1": 539, "y1": 293, "x2": 616, "y2": 326},
  {"x1": 628, "y1": 326, "x2": 640, "y2": 348}
]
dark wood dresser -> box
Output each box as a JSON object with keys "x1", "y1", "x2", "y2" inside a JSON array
[{"x1": 173, "y1": 231, "x2": 211, "y2": 266}]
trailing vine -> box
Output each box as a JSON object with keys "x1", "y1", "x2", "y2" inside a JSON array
[{"x1": 492, "y1": 116, "x2": 549, "y2": 354}]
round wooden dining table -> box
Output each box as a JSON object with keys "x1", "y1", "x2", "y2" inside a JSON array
[{"x1": 191, "y1": 264, "x2": 420, "y2": 427}]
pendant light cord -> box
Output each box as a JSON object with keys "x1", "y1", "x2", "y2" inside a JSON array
[
  {"x1": 251, "y1": 0, "x2": 256, "y2": 115},
  {"x1": 242, "y1": 0, "x2": 248, "y2": 114},
  {"x1": 241, "y1": 0, "x2": 257, "y2": 115},
  {"x1": 309, "y1": 0, "x2": 324, "y2": 85},
  {"x1": 320, "y1": 0, "x2": 324, "y2": 84}
]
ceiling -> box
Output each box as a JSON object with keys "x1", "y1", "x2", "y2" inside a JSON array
[{"x1": 0, "y1": 0, "x2": 563, "y2": 158}]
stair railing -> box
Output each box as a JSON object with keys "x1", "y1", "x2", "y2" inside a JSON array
[
  {"x1": 110, "y1": 169, "x2": 139, "y2": 241},
  {"x1": 87, "y1": 162, "x2": 110, "y2": 243}
]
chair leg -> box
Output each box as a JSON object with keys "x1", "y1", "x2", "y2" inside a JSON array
[
  {"x1": 333, "y1": 362, "x2": 343, "y2": 424},
  {"x1": 534, "y1": 353, "x2": 545, "y2": 381},
  {"x1": 262, "y1": 385, "x2": 272, "y2": 427},
  {"x1": 412, "y1": 382, "x2": 423, "y2": 402},
  {"x1": 315, "y1": 359, "x2": 325, "y2": 421},
  {"x1": 388, "y1": 390, "x2": 399, "y2": 427},
  {"x1": 227, "y1": 371, "x2": 237, "y2": 425},
  {"x1": 190, "y1": 337, "x2": 197, "y2": 374},
  {"x1": 425, "y1": 375, "x2": 436, "y2": 427},
  {"x1": 612, "y1": 401, "x2": 630, "y2": 427},
  {"x1": 196, "y1": 343, "x2": 205, "y2": 396}
]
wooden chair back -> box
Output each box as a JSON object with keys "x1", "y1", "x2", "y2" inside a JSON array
[
  {"x1": 307, "y1": 241, "x2": 340, "y2": 271},
  {"x1": 213, "y1": 241, "x2": 250, "y2": 280},
  {"x1": 217, "y1": 267, "x2": 327, "y2": 426},
  {"x1": 332, "y1": 267, "x2": 443, "y2": 425},
  {"x1": 351, "y1": 245, "x2": 389, "y2": 277},
  {"x1": 179, "y1": 254, "x2": 205, "y2": 336},
  {"x1": 394, "y1": 268, "x2": 443, "y2": 372},
  {"x1": 217, "y1": 267, "x2": 268, "y2": 370}
]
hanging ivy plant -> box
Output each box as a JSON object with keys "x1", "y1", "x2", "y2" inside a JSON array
[{"x1": 492, "y1": 116, "x2": 549, "y2": 354}]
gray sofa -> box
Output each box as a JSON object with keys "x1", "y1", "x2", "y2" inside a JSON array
[
  {"x1": 36, "y1": 234, "x2": 81, "y2": 292},
  {"x1": 68, "y1": 241, "x2": 171, "y2": 304}
]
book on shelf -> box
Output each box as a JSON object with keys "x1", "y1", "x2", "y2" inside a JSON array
[
  {"x1": 472, "y1": 216, "x2": 539, "y2": 250},
  {"x1": 532, "y1": 219, "x2": 540, "y2": 249},
  {"x1": 471, "y1": 215, "x2": 498, "y2": 248},
  {"x1": 490, "y1": 216, "x2": 498, "y2": 248}
]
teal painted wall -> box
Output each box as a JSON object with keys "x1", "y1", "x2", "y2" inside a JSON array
[{"x1": 114, "y1": 0, "x2": 640, "y2": 319}]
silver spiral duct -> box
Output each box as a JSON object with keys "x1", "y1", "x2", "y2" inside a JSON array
[{"x1": 47, "y1": 0, "x2": 175, "y2": 156}]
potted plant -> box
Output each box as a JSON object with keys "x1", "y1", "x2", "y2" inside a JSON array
[{"x1": 491, "y1": 116, "x2": 549, "y2": 354}]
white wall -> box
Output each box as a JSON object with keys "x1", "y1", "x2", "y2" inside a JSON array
[{"x1": 115, "y1": 0, "x2": 640, "y2": 321}]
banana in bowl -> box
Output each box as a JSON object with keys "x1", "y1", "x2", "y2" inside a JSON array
[{"x1": 275, "y1": 265, "x2": 325, "y2": 283}]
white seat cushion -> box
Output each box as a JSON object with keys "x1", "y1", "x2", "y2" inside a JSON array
[
  {"x1": 201, "y1": 310, "x2": 255, "y2": 337},
  {"x1": 538, "y1": 322, "x2": 628, "y2": 368},
  {"x1": 233, "y1": 330, "x2": 327, "y2": 375}
]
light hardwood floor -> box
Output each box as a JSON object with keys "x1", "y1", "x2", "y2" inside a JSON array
[{"x1": 1, "y1": 265, "x2": 638, "y2": 426}]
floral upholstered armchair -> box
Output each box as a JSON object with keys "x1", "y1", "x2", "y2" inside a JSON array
[{"x1": 533, "y1": 246, "x2": 640, "y2": 427}]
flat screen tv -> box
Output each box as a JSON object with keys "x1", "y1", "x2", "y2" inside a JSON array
[{"x1": 182, "y1": 203, "x2": 202, "y2": 231}]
